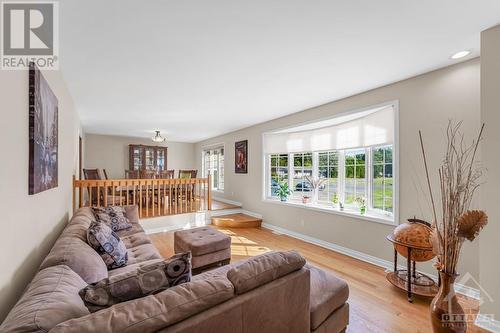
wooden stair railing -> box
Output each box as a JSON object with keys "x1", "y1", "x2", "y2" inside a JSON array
[{"x1": 72, "y1": 174, "x2": 212, "y2": 218}]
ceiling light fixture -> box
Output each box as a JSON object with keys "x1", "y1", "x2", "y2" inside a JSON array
[
  {"x1": 450, "y1": 50, "x2": 471, "y2": 60},
  {"x1": 152, "y1": 130, "x2": 166, "y2": 143}
]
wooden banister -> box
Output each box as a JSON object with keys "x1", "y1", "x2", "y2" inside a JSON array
[{"x1": 72, "y1": 176, "x2": 211, "y2": 218}]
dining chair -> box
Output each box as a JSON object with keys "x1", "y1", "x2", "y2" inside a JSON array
[
  {"x1": 125, "y1": 170, "x2": 139, "y2": 179},
  {"x1": 159, "y1": 169, "x2": 175, "y2": 179},
  {"x1": 83, "y1": 168, "x2": 124, "y2": 206},
  {"x1": 141, "y1": 170, "x2": 156, "y2": 179}
]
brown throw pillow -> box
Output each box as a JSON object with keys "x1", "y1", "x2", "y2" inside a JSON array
[
  {"x1": 92, "y1": 206, "x2": 132, "y2": 231},
  {"x1": 79, "y1": 252, "x2": 192, "y2": 312},
  {"x1": 87, "y1": 221, "x2": 128, "y2": 270}
]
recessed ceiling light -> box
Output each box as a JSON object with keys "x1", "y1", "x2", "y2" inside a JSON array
[{"x1": 450, "y1": 50, "x2": 471, "y2": 60}]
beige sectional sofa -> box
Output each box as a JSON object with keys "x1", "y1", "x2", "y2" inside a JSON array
[{"x1": 0, "y1": 206, "x2": 349, "y2": 333}]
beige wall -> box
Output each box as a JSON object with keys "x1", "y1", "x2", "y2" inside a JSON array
[
  {"x1": 195, "y1": 59, "x2": 481, "y2": 279},
  {"x1": 0, "y1": 69, "x2": 81, "y2": 322},
  {"x1": 84, "y1": 134, "x2": 196, "y2": 179},
  {"x1": 479, "y1": 25, "x2": 500, "y2": 324}
]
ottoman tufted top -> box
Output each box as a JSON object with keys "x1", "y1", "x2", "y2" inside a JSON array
[{"x1": 174, "y1": 226, "x2": 231, "y2": 256}]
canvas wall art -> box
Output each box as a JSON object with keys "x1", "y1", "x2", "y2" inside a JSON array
[
  {"x1": 29, "y1": 62, "x2": 58, "y2": 194},
  {"x1": 235, "y1": 140, "x2": 248, "y2": 174}
]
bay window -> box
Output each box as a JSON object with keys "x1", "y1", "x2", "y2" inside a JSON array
[
  {"x1": 269, "y1": 153, "x2": 289, "y2": 197},
  {"x1": 318, "y1": 151, "x2": 339, "y2": 203},
  {"x1": 263, "y1": 102, "x2": 397, "y2": 223}
]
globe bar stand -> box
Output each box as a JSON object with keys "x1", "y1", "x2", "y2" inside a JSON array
[{"x1": 386, "y1": 234, "x2": 439, "y2": 302}]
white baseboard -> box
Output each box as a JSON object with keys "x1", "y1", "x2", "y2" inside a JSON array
[
  {"x1": 262, "y1": 222, "x2": 480, "y2": 300},
  {"x1": 241, "y1": 210, "x2": 263, "y2": 219},
  {"x1": 475, "y1": 314, "x2": 500, "y2": 333},
  {"x1": 212, "y1": 196, "x2": 242, "y2": 207}
]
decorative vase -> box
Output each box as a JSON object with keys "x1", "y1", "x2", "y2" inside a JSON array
[
  {"x1": 430, "y1": 272, "x2": 466, "y2": 333},
  {"x1": 280, "y1": 196, "x2": 287, "y2": 202},
  {"x1": 360, "y1": 206, "x2": 366, "y2": 215},
  {"x1": 302, "y1": 196, "x2": 310, "y2": 204}
]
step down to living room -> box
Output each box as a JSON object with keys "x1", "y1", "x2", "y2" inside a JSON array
[{"x1": 211, "y1": 213, "x2": 262, "y2": 228}]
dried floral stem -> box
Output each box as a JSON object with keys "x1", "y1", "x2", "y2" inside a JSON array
[
  {"x1": 419, "y1": 131, "x2": 438, "y2": 225},
  {"x1": 420, "y1": 121, "x2": 486, "y2": 275}
]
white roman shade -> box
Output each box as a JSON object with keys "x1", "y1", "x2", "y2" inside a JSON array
[{"x1": 263, "y1": 105, "x2": 395, "y2": 154}]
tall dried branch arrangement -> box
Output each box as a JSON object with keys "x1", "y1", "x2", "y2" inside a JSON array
[{"x1": 419, "y1": 121, "x2": 487, "y2": 275}]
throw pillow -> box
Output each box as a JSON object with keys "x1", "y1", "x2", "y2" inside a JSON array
[
  {"x1": 87, "y1": 221, "x2": 128, "y2": 270},
  {"x1": 92, "y1": 206, "x2": 132, "y2": 231},
  {"x1": 79, "y1": 252, "x2": 192, "y2": 312}
]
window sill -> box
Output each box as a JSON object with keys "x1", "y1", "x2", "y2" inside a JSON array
[
  {"x1": 262, "y1": 198, "x2": 396, "y2": 226},
  {"x1": 212, "y1": 189, "x2": 224, "y2": 194}
]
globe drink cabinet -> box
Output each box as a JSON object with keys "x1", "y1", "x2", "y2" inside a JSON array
[{"x1": 386, "y1": 218, "x2": 439, "y2": 302}]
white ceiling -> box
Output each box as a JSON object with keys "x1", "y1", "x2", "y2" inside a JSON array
[{"x1": 60, "y1": 0, "x2": 500, "y2": 143}]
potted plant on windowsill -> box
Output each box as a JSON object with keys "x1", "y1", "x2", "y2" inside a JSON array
[
  {"x1": 276, "y1": 181, "x2": 292, "y2": 202},
  {"x1": 302, "y1": 195, "x2": 311, "y2": 204},
  {"x1": 331, "y1": 193, "x2": 339, "y2": 207},
  {"x1": 356, "y1": 197, "x2": 366, "y2": 215}
]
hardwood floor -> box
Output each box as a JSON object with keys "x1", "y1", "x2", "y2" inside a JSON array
[
  {"x1": 212, "y1": 213, "x2": 263, "y2": 227},
  {"x1": 149, "y1": 226, "x2": 485, "y2": 333}
]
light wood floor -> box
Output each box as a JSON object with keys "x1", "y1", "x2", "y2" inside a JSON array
[{"x1": 150, "y1": 226, "x2": 485, "y2": 333}]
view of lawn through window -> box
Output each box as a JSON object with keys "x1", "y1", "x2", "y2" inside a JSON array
[{"x1": 268, "y1": 144, "x2": 393, "y2": 217}]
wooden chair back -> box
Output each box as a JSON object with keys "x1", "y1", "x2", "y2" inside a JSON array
[
  {"x1": 103, "y1": 169, "x2": 109, "y2": 180},
  {"x1": 160, "y1": 169, "x2": 175, "y2": 179},
  {"x1": 178, "y1": 169, "x2": 197, "y2": 179},
  {"x1": 125, "y1": 170, "x2": 139, "y2": 179},
  {"x1": 141, "y1": 170, "x2": 156, "y2": 179},
  {"x1": 83, "y1": 168, "x2": 101, "y2": 205}
]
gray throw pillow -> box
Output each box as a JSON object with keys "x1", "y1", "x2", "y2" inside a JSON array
[
  {"x1": 92, "y1": 206, "x2": 132, "y2": 231},
  {"x1": 79, "y1": 252, "x2": 192, "y2": 312},
  {"x1": 87, "y1": 221, "x2": 128, "y2": 270}
]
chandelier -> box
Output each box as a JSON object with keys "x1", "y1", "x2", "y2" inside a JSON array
[{"x1": 152, "y1": 131, "x2": 166, "y2": 143}]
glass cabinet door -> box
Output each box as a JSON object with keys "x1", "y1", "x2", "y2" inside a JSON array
[
  {"x1": 157, "y1": 149, "x2": 166, "y2": 171},
  {"x1": 145, "y1": 147, "x2": 155, "y2": 171},
  {"x1": 132, "y1": 146, "x2": 143, "y2": 170}
]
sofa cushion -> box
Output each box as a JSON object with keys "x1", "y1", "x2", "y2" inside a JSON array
[
  {"x1": 174, "y1": 226, "x2": 231, "y2": 256},
  {"x1": 93, "y1": 206, "x2": 132, "y2": 231},
  {"x1": 0, "y1": 265, "x2": 89, "y2": 333},
  {"x1": 123, "y1": 205, "x2": 140, "y2": 224},
  {"x1": 308, "y1": 265, "x2": 349, "y2": 331},
  {"x1": 87, "y1": 221, "x2": 128, "y2": 269},
  {"x1": 115, "y1": 223, "x2": 144, "y2": 238},
  {"x1": 227, "y1": 250, "x2": 306, "y2": 295},
  {"x1": 40, "y1": 235, "x2": 108, "y2": 284},
  {"x1": 120, "y1": 232, "x2": 152, "y2": 248},
  {"x1": 127, "y1": 243, "x2": 162, "y2": 265},
  {"x1": 50, "y1": 278, "x2": 235, "y2": 333},
  {"x1": 80, "y1": 252, "x2": 192, "y2": 312}
]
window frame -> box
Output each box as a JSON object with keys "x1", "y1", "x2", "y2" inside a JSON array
[
  {"x1": 264, "y1": 147, "x2": 395, "y2": 224},
  {"x1": 202, "y1": 145, "x2": 225, "y2": 192}
]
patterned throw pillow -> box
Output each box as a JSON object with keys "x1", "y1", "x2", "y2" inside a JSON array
[
  {"x1": 79, "y1": 252, "x2": 192, "y2": 312},
  {"x1": 92, "y1": 206, "x2": 132, "y2": 231},
  {"x1": 87, "y1": 221, "x2": 128, "y2": 270}
]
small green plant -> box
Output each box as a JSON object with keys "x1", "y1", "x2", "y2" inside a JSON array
[
  {"x1": 276, "y1": 181, "x2": 292, "y2": 202},
  {"x1": 331, "y1": 193, "x2": 339, "y2": 205},
  {"x1": 356, "y1": 197, "x2": 366, "y2": 215}
]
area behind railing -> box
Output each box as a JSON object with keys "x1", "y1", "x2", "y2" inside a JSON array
[{"x1": 72, "y1": 175, "x2": 212, "y2": 218}]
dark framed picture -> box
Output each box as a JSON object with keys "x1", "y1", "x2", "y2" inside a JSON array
[
  {"x1": 235, "y1": 140, "x2": 248, "y2": 174},
  {"x1": 29, "y1": 62, "x2": 59, "y2": 194}
]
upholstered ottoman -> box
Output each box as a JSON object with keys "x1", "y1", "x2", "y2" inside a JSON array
[{"x1": 174, "y1": 226, "x2": 231, "y2": 274}]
